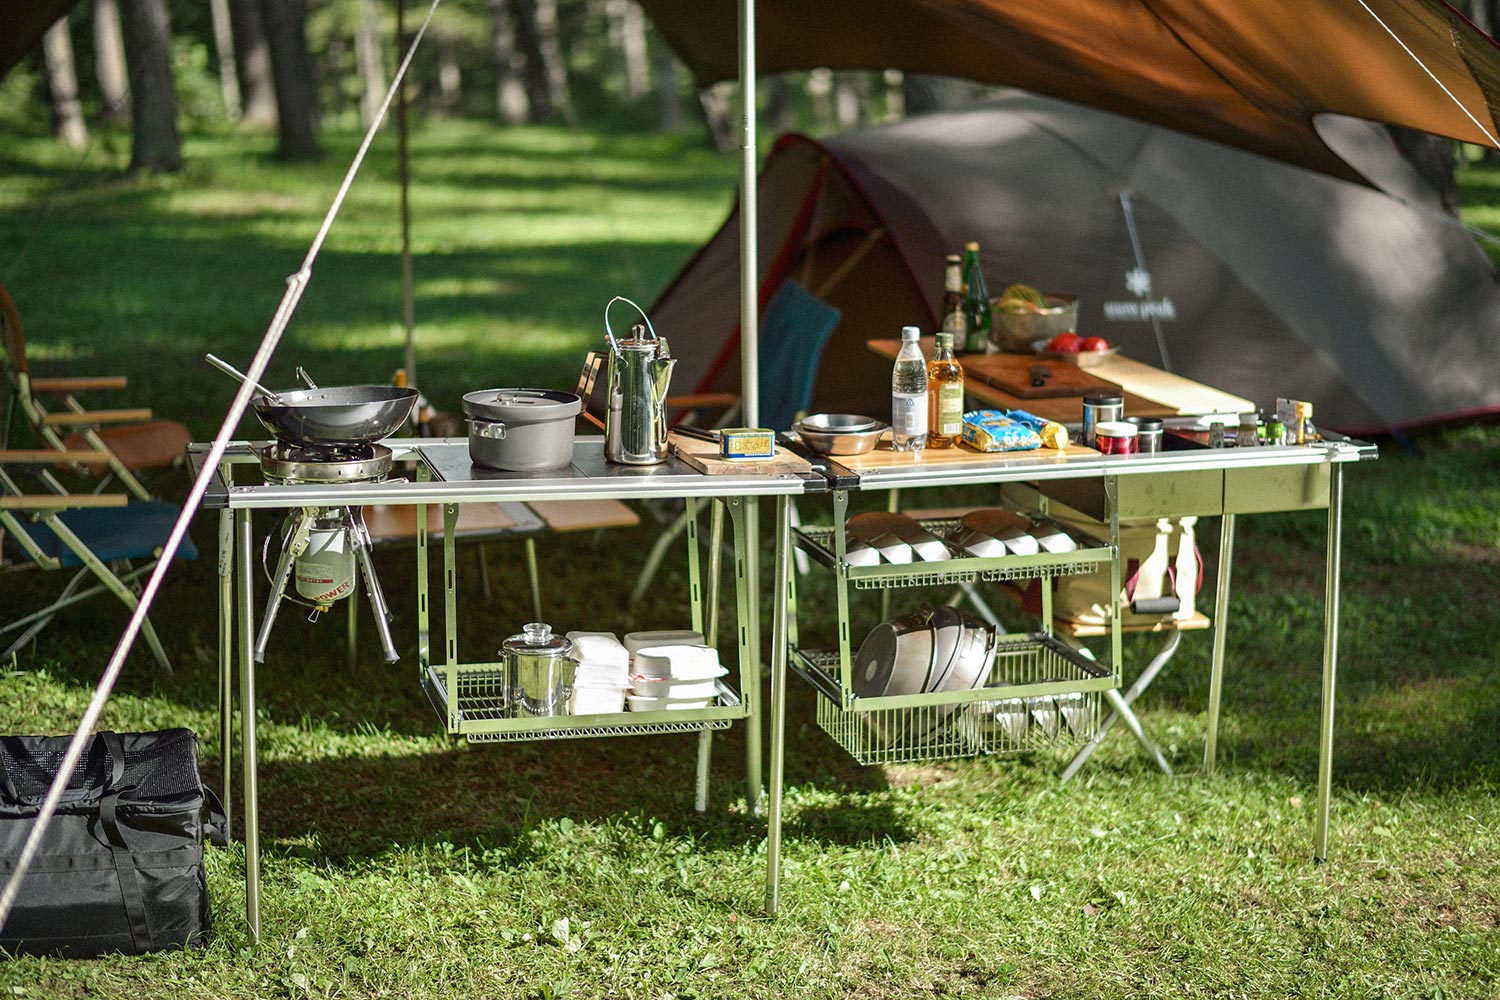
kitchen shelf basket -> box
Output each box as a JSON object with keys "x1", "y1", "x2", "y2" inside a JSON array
[
  {"x1": 796, "y1": 635, "x2": 1107, "y2": 765},
  {"x1": 423, "y1": 664, "x2": 741, "y2": 744}
]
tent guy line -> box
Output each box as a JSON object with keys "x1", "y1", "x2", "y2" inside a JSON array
[
  {"x1": 0, "y1": 0, "x2": 448, "y2": 938},
  {"x1": 1354, "y1": 0, "x2": 1500, "y2": 148}
]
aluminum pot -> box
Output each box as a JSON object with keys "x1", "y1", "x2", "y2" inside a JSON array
[
  {"x1": 501, "y1": 622, "x2": 575, "y2": 717},
  {"x1": 463, "y1": 389, "x2": 581, "y2": 472}
]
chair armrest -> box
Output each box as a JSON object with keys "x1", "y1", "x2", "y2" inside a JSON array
[
  {"x1": 29, "y1": 376, "x2": 129, "y2": 392},
  {"x1": 0, "y1": 449, "x2": 113, "y2": 464},
  {"x1": 666, "y1": 392, "x2": 738, "y2": 411},
  {"x1": 39, "y1": 408, "x2": 153, "y2": 426},
  {"x1": 0, "y1": 493, "x2": 129, "y2": 510}
]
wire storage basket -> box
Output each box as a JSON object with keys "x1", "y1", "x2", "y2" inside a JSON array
[{"x1": 804, "y1": 635, "x2": 1107, "y2": 765}]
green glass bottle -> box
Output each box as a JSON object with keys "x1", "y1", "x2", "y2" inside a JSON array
[{"x1": 960, "y1": 242, "x2": 991, "y2": 354}]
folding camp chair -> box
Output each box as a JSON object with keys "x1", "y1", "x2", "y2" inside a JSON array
[
  {"x1": 0, "y1": 450, "x2": 196, "y2": 672},
  {"x1": 0, "y1": 285, "x2": 191, "y2": 502},
  {"x1": 628, "y1": 278, "x2": 842, "y2": 603}
]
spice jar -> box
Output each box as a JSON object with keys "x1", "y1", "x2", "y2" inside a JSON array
[
  {"x1": 1093, "y1": 420, "x2": 1138, "y2": 455},
  {"x1": 1125, "y1": 416, "x2": 1163, "y2": 453},
  {"x1": 1081, "y1": 392, "x2": 1124, "y2": 448}
]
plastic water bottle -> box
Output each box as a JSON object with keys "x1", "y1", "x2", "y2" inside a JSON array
[{"x1": 891, "y1": 325, "x2": 928, "y2": 451}]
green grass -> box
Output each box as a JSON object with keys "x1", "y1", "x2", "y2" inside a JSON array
[{"x1": 1, "y1": 123, "x2": 1499, "y2": 998}]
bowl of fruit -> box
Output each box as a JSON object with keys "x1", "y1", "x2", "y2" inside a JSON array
[
  {"x1": 990, "y1": 285, "x2": 1079, "y2": 352},
  {"x1": 1032, "y1": 332, "x2": 1118, "y2": 367}
]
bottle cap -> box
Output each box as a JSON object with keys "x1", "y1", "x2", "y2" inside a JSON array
[
  {"x1": 935, "y1": 332, "x2": 953, "y2": 349},
  {"x1": 901, "y1": 325, "x2": 920, "y2": 340},
  {"x1": 945, "y1": 254, "x2": 961, "y2": 263},
  {"x1": 965, "y1": 241, "x2": 980, "y2": 252},
  {"x1": 1083, "y1": 392, "x2": 1124, "y2": 406}
]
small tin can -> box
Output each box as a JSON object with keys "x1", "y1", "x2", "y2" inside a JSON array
[
  {"x1": 1081, "y1": 392, "x2": 1124, "y2": 448},
  {"x1": 719, "y1": 427, "x2": 775, "y2": 459},
  {"x1": 1093, "y1": 420, "x2": 1138, "y2": 455},
  {"x1": 1125, "y1": 416, "x2": 1163, "y2": 453}
]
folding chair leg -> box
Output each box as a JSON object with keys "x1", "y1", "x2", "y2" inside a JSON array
[
  {"x1": 1061, "y1": 630, "x2": 1181, "y2": 780},
  {"x1": 41, "y1": 512, "x2": 173, "y2": 672},
  {"x1": 524, "y1": 538, "x2": 542, "y2": 620},
  {"x1": 631, "y1": 507, "x2": 692, "y2": 605}
]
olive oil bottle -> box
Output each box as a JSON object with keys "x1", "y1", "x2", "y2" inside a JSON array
[{"x1": 926, "y1": 331, "x2": 964, "y2": 448}]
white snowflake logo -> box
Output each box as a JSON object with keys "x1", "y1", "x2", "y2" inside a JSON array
[{"x1": 1125, "y1": 267, "x2": 1153, "y2": 299}]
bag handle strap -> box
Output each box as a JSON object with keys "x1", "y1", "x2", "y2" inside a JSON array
[
  {"x1": 0, "y1": 740, "x2": 18, "y2": 804},
  {"x1": 95, "y1": 732, "x2": 152, "y2": 953}
]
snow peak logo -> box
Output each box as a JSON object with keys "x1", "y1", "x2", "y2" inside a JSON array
[{"x1": 1103, "y1": 267, "x2": 1176, "y2": 322}]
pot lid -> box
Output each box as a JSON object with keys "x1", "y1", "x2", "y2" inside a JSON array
[
  {"x1": 463, "y1": 388, "x2": 583, "y2": 421},
  {"x1": 501, "y1": 622, "x2": 573, "y2": 657}
]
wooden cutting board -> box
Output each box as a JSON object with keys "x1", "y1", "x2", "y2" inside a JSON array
[
  {"x1": 964, "y1": 354, "x2": 1121, "y2": 399},
  {"x1": 669, "y1": 433, "x2": 815, "y2": 476},
  {"x1": 834, "y1": 440, "x2": 1097, "y2": 473}
]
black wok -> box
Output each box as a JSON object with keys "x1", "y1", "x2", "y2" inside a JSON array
[{"x1": 251, "y1": 385, "x2": 418, "y2": 448}]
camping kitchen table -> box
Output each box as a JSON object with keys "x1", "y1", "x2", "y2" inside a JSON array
[
  {"x1": 190, "y1": 437, "x2": 817, "y2": 943},
  {"x1": 761, "y1": 345, "x2": 1375, "y2": 911}
]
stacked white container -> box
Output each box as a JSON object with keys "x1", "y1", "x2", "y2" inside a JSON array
[{"x1": 627, "y1": 642, "x2": 726, "y2": 711}]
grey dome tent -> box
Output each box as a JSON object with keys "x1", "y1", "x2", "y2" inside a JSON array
[{"x1": 650, "y1": 90, "x2": 1500, "y2": 435}]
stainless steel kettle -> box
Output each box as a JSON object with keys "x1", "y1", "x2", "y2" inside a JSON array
[{"x1": 603, "y1": 296, "x2": 675, "y2": 465}]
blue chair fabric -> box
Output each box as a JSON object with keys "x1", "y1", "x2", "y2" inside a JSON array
[
  {"x1": 13, "y1": 500, "x2": 197, "y2": 568},
  {"x1": 756, "y1": 280, "x2": 842, "y2": 431}
]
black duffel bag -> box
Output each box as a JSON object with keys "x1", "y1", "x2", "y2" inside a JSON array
[{"x1": 0, "y1": 728, "x2": 225, "y2": 958}]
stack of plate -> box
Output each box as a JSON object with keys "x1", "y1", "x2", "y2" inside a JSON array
[
  {"x1": 853, "y1": 606, "x2": 997, "y2": 748},
  {"x1": 946, "y1": 508, "x2": 1081, "y2": 558},
  {"x1": 844, "y1": 511, "x2": 954, "y2": 566},
  {"x1": 564, "y1": 631, "x2": 630, "y2": 714},
  {"x1": 627, "y1": 643, "x2": 726, "y2": 711}
]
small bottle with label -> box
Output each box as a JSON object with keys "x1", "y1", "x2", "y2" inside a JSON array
[
  {"x1": 1238, "y1": 411, "x2": 1258, "y2": 447},
  {"x1": 1266, "y1": 414, "x2": 1287, "y2": 446},
  {"x1": 891, "y1": 326, "x2": 928, "y2": 451},
  {"x1": 940, "y1": 255, "x2": 967, "y2": 346},
  {"x1": 926, "y1": 332, "x2": 964, "y2": 448}
]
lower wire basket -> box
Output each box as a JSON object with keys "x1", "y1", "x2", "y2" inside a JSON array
[{"x1": 803, "y1": 635, "x2": 1107, "y2": 765}]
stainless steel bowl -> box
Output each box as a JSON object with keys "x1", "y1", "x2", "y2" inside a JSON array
[{"x1": 793, "y1": 415, "x2": 889, "y2": 455}]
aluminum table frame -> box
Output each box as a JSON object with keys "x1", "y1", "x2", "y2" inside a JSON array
[
  {"x1": 763, "y1": 432, "x2": 1374, "y2": 912},
  {"x1": 193, "y1": 437, "x2": 815, "y2": 942}
]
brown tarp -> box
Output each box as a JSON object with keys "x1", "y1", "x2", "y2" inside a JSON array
[
  {"x1": 0, "y1": 1, "x2": 78, "y2": 83},
  {"x1": 639, "y1": 0, "x2": 1500, "y2": 181}
]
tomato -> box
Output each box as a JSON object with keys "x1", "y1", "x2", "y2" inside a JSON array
[
  {"x1": 1046, "y1": 332, "x2": 1083, "y2": 353},
  {"x1": 1080, "y1": 336, "x2": 1110, "y2": 352}
]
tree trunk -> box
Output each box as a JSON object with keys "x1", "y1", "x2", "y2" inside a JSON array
[
  {"x1": 92, "y1": 0, "x2": 131, "y2": 124},
  {"x1": 120, "y1": 0, "x2": 182, "y2": 172},
  {"x1": 208, "y1": 0, "x2": 242, "y2": 119},
  {"x1": 882, "y1": 69, "x2": 904, "y2": 122},
  {"x1": 608, "y1": 0, "x2": 650, "y2": 101},
  {"x1": 354, "y1": 0, "x2": 386, "y2": 127},
  {"x1": 436, "y1": 38, "x2": 462, "y2": 115},
  {"x1": 510, "y1": 0, "x2": 574, "y2": 125},
  {"x1": 652, "y1": 31, "x2": 683, "y2": 132},
  {"x1": 229, "y1": 0, "x2": 276, "y2": 128},
  {"x1": 697, "y1": 81, "x2": 737, "y2": 152},
  {"x1": 486, "y1": 0, "x2": 530, "y2": 124},
  {"x1": 260, "y1": 0, "x2": 321, "y2": 159},
  {"x1": 42, "y1": 19, "x2": 89, "y2": 149},
  {"x1": 1389, "y1": 126, "x2": 1459, "y2": 215},
  {"x1": 765, "y1": 75, "x2": 796, "y2": 134}
]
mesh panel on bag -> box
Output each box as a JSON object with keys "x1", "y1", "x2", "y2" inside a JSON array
[{"x1": 2, "y1": 730, "x2": 200, "y2": 803}]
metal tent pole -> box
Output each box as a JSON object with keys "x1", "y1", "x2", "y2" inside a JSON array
[
  {"x1": 738, "y1": 0, "x2": 757, "y2": 427},
  {"x1": 396, "y1": 0, "x2": 417, "y2": 386}
]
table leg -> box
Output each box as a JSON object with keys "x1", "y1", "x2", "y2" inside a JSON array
[
  {"x1": 744, "y1": 497, "x2": 764, "y2": 814},
  {"x1": 236, "y1": 508, "x2": 261, "y2": 945},
  {"x1": 217, "y1": 506, "x2": 233, "y2": 836},
  {"x1": 1203, "y1": 513, "x2": 1236, "y2": 775},
  {"x1": 765, "y1": 495, "x2": 791, "y2": 916},
  {"x1": 1315, "y1": 464, "x2": 1344, "y2": 861}
]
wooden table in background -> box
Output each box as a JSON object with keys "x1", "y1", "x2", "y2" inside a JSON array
[{"x1": 866, "y1": 338, "x2": 1255, "y2": 421}]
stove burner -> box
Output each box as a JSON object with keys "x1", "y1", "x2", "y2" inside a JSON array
[{"x1": 251, "y1": 441, "x2": 393, "y2": 485}]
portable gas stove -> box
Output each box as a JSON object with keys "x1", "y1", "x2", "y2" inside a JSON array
[{"x1": 250, "y1": 442, "x2": 402, "y2": 663}]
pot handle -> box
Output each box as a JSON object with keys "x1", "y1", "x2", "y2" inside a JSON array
[
  {"x1": 470, "y1": 419, "x2": 506, "y2": 440},
  {"x1": 604, "y1": 295, "x2": 657, "y2": 354}
]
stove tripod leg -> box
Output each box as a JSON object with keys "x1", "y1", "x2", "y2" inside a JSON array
[
  {"x1": 349, "y1": 508, "x2": 400, "y2": 663},
  {"x1": 254, "y1": 509, "x2": 310, "y2": 663}
]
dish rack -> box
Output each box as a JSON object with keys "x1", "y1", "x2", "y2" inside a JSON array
[
  {"x1": 422, "y1": 663, "x2": 741, "y2": 744},
  {"x1": 788, "y1": 494, "x2": 1121, "y2": 765}
]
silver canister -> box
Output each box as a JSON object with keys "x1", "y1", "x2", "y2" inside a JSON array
[
  {"x1": 1081, "y1": 392, "x2": 1124, "y2": 449},
  {"x1": 1125, "y1": 416, "x2": 1163, "y2": 453},
  {"x1": 501, "y1": 622, "x2": 575, "y2": 717},
  {"x1": 603, "y1": 296, "x2": 676, "y2": 465}
]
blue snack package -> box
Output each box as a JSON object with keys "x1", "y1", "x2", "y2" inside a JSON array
[{"x1": 961, "y1": 410, "x2": 1043, "y2": 452}]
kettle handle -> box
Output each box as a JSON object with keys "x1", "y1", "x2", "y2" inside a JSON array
[{"x1": 604, "y1": 296, "x2": 657, "y2": 354}]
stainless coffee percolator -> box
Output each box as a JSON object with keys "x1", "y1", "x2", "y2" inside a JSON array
[{"x1": 603, "y1": 296, "x2": 675, "y2": 465}]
